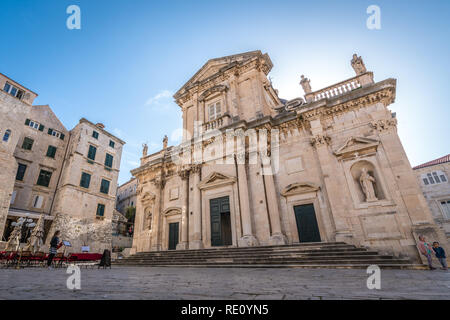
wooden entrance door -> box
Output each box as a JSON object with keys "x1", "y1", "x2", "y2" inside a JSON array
[
  {"x1": 293, "y1": 204, "x2": 321, "y2": 243},
  {"x1": 168, "y1": 222, "x2": 179, "y2": 250},
  {"x1": 210, "y1": 196, "x2": 232, "y2": 246}
]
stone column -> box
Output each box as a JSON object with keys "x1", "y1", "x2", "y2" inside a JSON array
[
  {"x1": 309, "y1": 118, "x2": 352, "y2": 242},
  {"x1": 190, "y1": 164, "x2": 203, "y2": 249},
  {"x1": 262, "y1": 156, "x2": 287, "y2": 245},
  {"x1": 150, "y1": 177, "x2": 164, "y2": 251},
  {"x1": 236, "y1": 153, "x2": 259, "y2": 247},
  {"x1": 176, "y1": 168, "x2": 190, "y2": 250}
]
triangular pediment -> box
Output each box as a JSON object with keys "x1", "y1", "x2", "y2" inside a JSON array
[
  {"x1": 174, "y1": 51, "x2": 272, "y2": 99},
  {"x1": 281, "y1": 182, "x2": 320, "y2": 197},
  {"x1": 198, "y1": 172, "x2": 236, "y2": 190},
  {"x1": 334, "y1": 136, "x2": 379, "y2": 157}
]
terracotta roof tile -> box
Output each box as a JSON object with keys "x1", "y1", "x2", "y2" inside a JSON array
[{"x1": 413, "y1": 154, "x2": 450, "y2": 170}]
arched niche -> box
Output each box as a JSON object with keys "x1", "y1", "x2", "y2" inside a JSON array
[{"x1": 350, "y1": 160, "x2": 385, "y2": 203}]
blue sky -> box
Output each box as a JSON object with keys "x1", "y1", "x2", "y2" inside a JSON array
[{"x1": 1, "y1": 0, "x2": 449, "y2": 185}]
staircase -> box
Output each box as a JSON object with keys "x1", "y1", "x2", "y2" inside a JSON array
[{"x1": 114, "y1": 242, "x2": 426, "y2": 269}]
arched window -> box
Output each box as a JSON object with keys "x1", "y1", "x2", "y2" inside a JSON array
[{"x1": 2, "y1": 129, "x2": 11, "y2": 142}]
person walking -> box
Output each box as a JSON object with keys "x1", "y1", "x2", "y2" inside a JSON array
[
  {"x1": 47, "y1": 230, "x2": 63, "y2": 269},
  {"x1": 417, "y1": 235, "x2": 436, "y2": 270},
  {"x1": 432, "y1": 242, "x2": 448, "y2": 270}
]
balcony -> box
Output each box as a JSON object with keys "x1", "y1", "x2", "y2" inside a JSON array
[
  {"x1": 202, "y1": 114, "x2": 231, "y2": 132},
  {"x1": 306, "y1": 72, "x2": 374, "y2": 102}
]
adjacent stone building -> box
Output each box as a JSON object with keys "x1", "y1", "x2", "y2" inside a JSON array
[
  {"x1": 130, "y1": 51, "x2": 448, "y2": 263},
  {"x1": 0, "y1": 73, "x2": 37, "y2": 243},
  {"x1": 116, "y1": 178, "x2": 137, "y2": 214},
  {"x1": 0, "y1": 73, "x2": 125, "y2": 253},
  {"x1": 413, "y1": 154, "x2": 450, "y2": 238}
]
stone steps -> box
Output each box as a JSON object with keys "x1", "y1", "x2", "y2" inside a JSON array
[{"x1": 114, "y1": 242, "x2": 424, "y2": 269}]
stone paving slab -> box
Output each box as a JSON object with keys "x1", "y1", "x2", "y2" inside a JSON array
[{"x1": 0, "y1": 266, "x2": 448, "y2": 300}]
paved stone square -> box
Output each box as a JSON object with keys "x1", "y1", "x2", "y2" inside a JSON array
[{"x1": 0, "y1": 266, "x2": 449, "y2": 300}]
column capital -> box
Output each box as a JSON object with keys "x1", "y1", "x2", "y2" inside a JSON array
[
  {"x1": 151, "y1": 176, "x2": 166, "y2": 189},
  {"x1": 178, "y1": 167, "x2": 191, "y2": 180},
  {"x1": 310, "y1": 134, "x2": 331, "y2": 148},
  {"x1": 191, "y1": 164, "x2": 202, "y2": 174}
]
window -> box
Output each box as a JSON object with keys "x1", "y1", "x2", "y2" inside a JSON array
[
  {"x1": 96, "y1": 204, "x2": 105, "y2": 217},
  {"x1": 33, "y1": 195, "x2": 44, "y2": 209},
  {"x1": 47, "y1": 128, "x2": 64, "y2": 140},
  {"x1": 80, "y1": 172, "x2": 91, "y2": 189},
  {"x1": 25, "y1": 119, "x2": 43, "y2": 131},
  {"x1": 36, "y1": 170, "x2": 52, "y2": 187},
  {"x1": 3, "y1": 82, "x2": 11, "y2": 93},
  {"x1": 105, "y1": 153, "x2": 113, "y2": 168},
  {"x1": 100, "y1": 179, "x2": 110, "y2": 194},
  {"x1": 22, "y1": 137, "x2": 34, "y2": 150},
  {"x1": 207, "y1": 101, "x2": 222, "y2": 121},
  {"x1": 441, "y1": 200, "x2": 450, "y2": 220},
  {"x1": 422, "y1": 171, "x2": 448, "y2": 186},
  {"x1": 2, "y1": 129, "x2": 11, "y2": 142},
  {"x1": 3, "y1": 82, "x2": 24, "y2": 100},
  {"x1": 46, "y1": 146, "x2": 57, "y2": 158},
  {"x1": 92, "y1": 131, "x2": 99, "y2": 139},
  {"x1": 16, "y1": 164, "x2": 27, "y2": 181},
  {"x1": 87, "y1": 145, "x2": 97, "y2": 161},
  {"x1": 109, "y1": 140, "x2": 115, "y2": 148}
]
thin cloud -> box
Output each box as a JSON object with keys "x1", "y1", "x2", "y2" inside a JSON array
[{"x1": 145, "y1": 90, "x2": 173, "y2": 106}]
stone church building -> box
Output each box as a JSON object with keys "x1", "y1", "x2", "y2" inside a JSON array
[{"x1": 130, "y1": 51, "x2": 448, "y2": 262}]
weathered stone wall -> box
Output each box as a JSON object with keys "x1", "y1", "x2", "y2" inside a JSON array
[
  {"x1": 414, "y1": 161, "x2": 450, "y2": 237},
  {"x1": 0, "y1": 89, "x2": 31, "y2": 240}
]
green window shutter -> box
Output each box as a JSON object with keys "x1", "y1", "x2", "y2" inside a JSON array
[
  {"x1": 36, "y1": 170, "x2": 52, "y2": 187},
  {"x1": 92, "y1": 131, "x2": 99, "y2": 139},
  {"x1": 25, "y1": 119, "x2": 30, "y2": 125},
  {"x1": 38, "y1": 124, "x2": 44, "y2": 132},
  {"x1": 88, "y1": 145, "x2": 97, "y2": 160},
  {"x1": 109, "y1": 140, "x2": 115, "y2": 148},
  {"x1": 60, "y1": 133, "x2": 65, "y2": 140},
  {"x1": 48, "y1": 128, "x2": 53, "y2": 135},
  {"x1": 96, "y1": 204, "x2": 105, "y2": 217},
  {"x1": 80, "y1": 172, "x2": 91, "y2": 188},
  {"x1": 22, "y1": 137, "x2": 34, "y2": 150},
  {"x1": 46, "y1": 146, "x2": 57, "y2": 158},
  {"x1": 100, "y1": 179, "x2": 110, "y2": 194},
  {"x1": 105, "y1": 153, "x2": 113, "y2": 168},
  {"x1": 16, "y1": 164, "x2": 27, "y2": 181}
]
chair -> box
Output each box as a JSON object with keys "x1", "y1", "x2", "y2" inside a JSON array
[
  {"x1": 31, "y1": 252, "x2": 46, "y2": 267},
  {"x1": 18, "y1": 251, "x2": 33, "y2": 268},
  {"x1": 53, "y1": 252, "x2": 65, "y2": 268}
]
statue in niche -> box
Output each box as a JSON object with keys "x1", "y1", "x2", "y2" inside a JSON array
[
  {"x1": 146, "y1": 211, "x2": 152, "y2": 230},
  {"x1": 351, "y1": 53, "x2": 367, "y2": 75},
  {"x1": 300, "y1": 75, "x2": 312, "y2": 94},
  {"x1": 142, "y1": 143, "x2": 148, "y2": 157},
  {"x1": 359, "y1": 167, "x2": 378, "y2": 202}
]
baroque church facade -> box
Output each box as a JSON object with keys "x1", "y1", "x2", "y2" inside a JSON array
[{"x1": 130, "y1": 51, "x2": 448, "y2": 262}]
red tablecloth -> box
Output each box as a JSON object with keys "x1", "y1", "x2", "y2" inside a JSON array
[{"x1": 69, "y1": 253, "x2": 102, "y2": 261}]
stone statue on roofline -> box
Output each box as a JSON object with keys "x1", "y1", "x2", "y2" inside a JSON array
[
  {"x1": 142, "y1": 143, "x2": 148, "y2": 157},
  {"x1": 163, "y1": 135, "x2": 168, "y2": 150},
  {"x1": 351, "y1": 53, "x2": 367, "y2": 75},
  {"x1": 300, "y1": 75, "x2": 312, "y2": 94}
]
